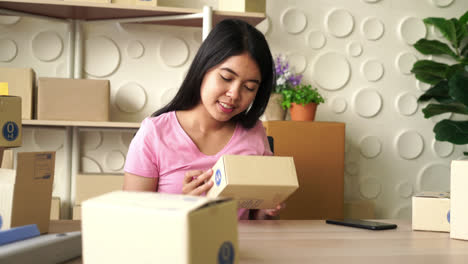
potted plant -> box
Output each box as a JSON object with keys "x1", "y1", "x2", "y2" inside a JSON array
[
  {"x1": 412, "y1": 11, "x2": 468, "y2": 154},
  {"x1": 281, "y1": 84, "x2": 325, "y2": 121},
  {"x1": 263, "y1": 55, "x2": 303, "y2": 121}
]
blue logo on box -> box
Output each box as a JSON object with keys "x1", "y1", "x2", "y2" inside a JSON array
[
  {"x1": 0, "y1": 214, "x2": 2, "y2": 229},
  {"x1": 2, "y1": 121, "x2": 19, "y2": 141},
  {"x1": 218, "y1": 241, "x2": 234, "y2": 264},
  {"x1": 215, "y1": 169, "x2": 222, "y2": 186},
  {"x1": 447, "y1": 210, "x2": 450, "y2": 223}
]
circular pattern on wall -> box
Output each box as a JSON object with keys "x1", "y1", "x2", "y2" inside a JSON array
[
  {"x1": 361, "y1": 60, "x2": 384, "y2": 81},
  {"x1": 326, "y1": 9, "x2": 354, "y2": 38},
  {"x1": 307, "y1": 30, "x2": 327, "y2": 49},
  {"x1": 0, "y1": 38, "x2": 17, "y2": 62},
  {"x1": 0, "y1": 15, "x2": 21, "y2": 25},
  {"x1": 359, "y1": 177, "x2": 381, "y2": 199},
  {"x1": 127, "y1": 40, "x2": 144, "y2": 59},
  {"x1": 396, "y1": 52, "x2": 418, "y2": 75},
  {"x1": 396, "y1": 92, "x2": 418, "y2": 116},
  {"x1": 430, "y1": 0, "x2": 454, "y2": 7},
  {"x1": 160, "y1": 87, "x2": 179, "y2": 107},
  {"x1": 55, "y1": 63, "x2": 68, "y2": 77},
  {"x1": 345, "y1": 162, "x2": 359, "y2": 176},
  {"x1": 347, "y1": 41, "x2": 363, "y2": 57},
  {"x1": 256, "y1": 16, "x2": 270, "y2": 35},
  {"x1": 313, "y1": 52, "x2": 350, "y2": 90},
  {"x1": 359, "y1": 136, "x2": 382, "y2": 158},
  {"x1": 280, "y1": 8, "x2": 307, "y2": 34},
  {"x1": 361, "y1": 17, "x2": 384, "y2": 40},
  {"x1": 417, "y1": 80, "x2": 431, "y2": 92},
  {"x1": 105, "y1": 150, "x2": 126, "y2": 171},
  {"x1": 393, "y1": 206, "x2": 411, "y2": 219},
  {"x1": 85, "y1": 36, "x2": 120, "y2": 77},
  {"x1": 397, "y1": 181, "x2": 413, "y2": 198},
  {"x1": 353, "y1": 88, "x2": 382, "y2": 118},
  {"x1": 34, "y1": 129, "x2": 64, "y2": 151},
  {"x1": 159, "y1": 37, "x2": 189, "y2": 67},
  {"x1": 396, "y1": 130, "x2": 424, "y2": 160},
  {"x1": 121, "y1": 131, "x2": 135, "y2": 149},
  {"x1": 288, "y1": 52, "x2": 307, "y2": 74},
  {"x1": 399, "y1": 17, "x2": 427, "y2": 45},
  {"x1": 81, "y1": 157, "x2": 102, "y2": 173},
  {"x1": 432, "y1": 139, "x2": 454, "y2": 158},
  {"x1": 32, "y1": 31, "x2": 63, "y2": 62},
  {"x1": 80, "y1": 131, "x2": 103, "y2": 150},
  {"x1": 331, "y1": 97, "x2": 347, "y2": 113},
  {"x1": 115, "y1": 82, "x2": 147, "y2": 113},
  {"x1": 417, "y1": 163, "x2": 450, "y2": 192}
]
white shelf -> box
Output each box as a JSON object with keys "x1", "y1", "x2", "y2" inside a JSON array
[
  {"x1": 22, "y1": 119, "x2": 140, "y2": 129},
  {"x1": 0, "y1": 0, "x2": 265, "y2": 27}
]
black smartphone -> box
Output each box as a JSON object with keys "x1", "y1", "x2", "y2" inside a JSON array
[{"x1": 325, "y1": 219, "x2": 397, "y2": 230}]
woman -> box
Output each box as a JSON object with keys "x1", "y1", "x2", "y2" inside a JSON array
[{"x1": 123, "y1": 19, "x2": 282, "y2": 219}]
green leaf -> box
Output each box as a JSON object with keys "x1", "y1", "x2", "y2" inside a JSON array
[
  {"x1": 448, "y1": 67, "x2": 468, "y2": 106},
  {"x1": 462, "y1": 43, "x2": 468, "y2": 57},
  {"x1": 460, "y1": 10, "x2": 468, "y2": 24},
  {"x1": 451, "y1": 18, "x2": 468, "y2": 49},
  {"x1": 417, "y1": 81, "x2": 455, "y2": 104},
  {"x1": 414, "y1": 39, "x2": 458, "y2": 59},
  {"x1": 411, "y1": 60, "x2": 449, "y2": 84},
  {"x1": 422, "y1": 103, "x2": 468, "y2": 118},
  {"x1": 446, "y1": 64, "x2": 464, "y2": 79},
  {"x1": 434, "y1": 119, "x2": 468, "y2": 144},
  {"x1": 424, "y1": 17, "x2": 457, "y2": 47}
]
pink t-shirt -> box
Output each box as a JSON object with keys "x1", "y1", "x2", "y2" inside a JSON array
[{"x1": 124, "y1": 111, "x2": 273, "y2": 219}]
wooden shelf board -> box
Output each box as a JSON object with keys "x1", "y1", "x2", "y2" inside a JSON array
[
  {"x1": 22, "y1": 119, "x2": 140, "y2": 128},
  {"x1": 0, "y1": 0, "x2": 265, "y2": 26}
]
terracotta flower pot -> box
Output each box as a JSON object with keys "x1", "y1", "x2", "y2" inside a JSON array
[
  {"x1": 290, "y1": 102, "x2": 317, "y2": 121},
  {"x1": 262, "y1": 93, "x2": 287, "y2": 121}
]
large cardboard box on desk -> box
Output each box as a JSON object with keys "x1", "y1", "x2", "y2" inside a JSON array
[
  {"x1": 412, "y1": 192, "x2": 450, "y2": 232},
  {"x1": 206, "y1": 155, "x2": 299, "y2": 209},
  {"x1": 37, "y1": 78, "x2": 110, "y2": 121},
  {"x1": 0, "y1": 96, "x2": 21, "y2": 148},
  {"x1": 450, "y1": 160, "x2": 468, "y2": 240},
  {"x1": 0, "y1": 68, "x2": 34, "y2": 119},
  {"x1": 82, "y1": 191, "x2": 238, "y2": 264},
  {"x1": 0, "y1": 152, "x2": 55, "y2": 234},
  {"x1": 263, "y1": 121, "x2": 345, "y2": 219}
]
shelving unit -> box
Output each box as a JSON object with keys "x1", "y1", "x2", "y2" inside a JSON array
[{"x1": 2, "y1": 0, "x2": 266, "y2": 219}]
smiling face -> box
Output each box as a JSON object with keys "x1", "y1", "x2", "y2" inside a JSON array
[{"x1": 199, "y1": 52, "x2": 262, "y2": 123}]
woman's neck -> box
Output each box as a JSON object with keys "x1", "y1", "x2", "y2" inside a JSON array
[{"x1": 177, "y1": 104, "x2": 234, "y2": 134}]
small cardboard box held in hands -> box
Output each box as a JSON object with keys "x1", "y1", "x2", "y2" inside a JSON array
[
  {"x1": 206, "y1": 155, "x2": 299, "y2": 209},
  {"x1": 82, "y1": 191, "x2": 238, "y2": 264}
]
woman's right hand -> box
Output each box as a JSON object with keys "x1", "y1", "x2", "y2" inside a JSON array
[{"x1": 182, "y1": 169, "x2": 214, "y2": 196}]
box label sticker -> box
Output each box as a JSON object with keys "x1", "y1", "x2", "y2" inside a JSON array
[
  {"x1": 218, "y1": 241, "x2": 234, "y2": 264},
  {"x1": 34, "y1": 153, "x2": 53, "y2": 180},
  {"x1": 2, "y1": 121, "x2": 19, "y2": 141},
  {"x1": 215, "y1": 169, "x2": 222, "y2": 186},
  {"x1": 238, "y1": 199, "x2": 263, "y2": 208}
]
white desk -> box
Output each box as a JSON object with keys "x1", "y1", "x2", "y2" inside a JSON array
[{"x1": 49, "y1": 219, "x2": 468, "y2": 263}]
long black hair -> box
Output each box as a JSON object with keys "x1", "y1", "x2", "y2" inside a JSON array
[{"x1": 152, "y1": 19, "x2": 275, "y2": 129}]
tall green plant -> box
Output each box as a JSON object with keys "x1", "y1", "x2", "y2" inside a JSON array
[{"x1": 412, "y1": 11, "x2": 468, "y2": 154}]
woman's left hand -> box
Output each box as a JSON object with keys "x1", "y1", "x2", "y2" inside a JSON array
[{"x1": 263, "y1": 202, "x2": 286, "y2": 217}]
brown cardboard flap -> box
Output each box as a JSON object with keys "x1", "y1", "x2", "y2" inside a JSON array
[{"x1": 11, "y1": 152, "x2": 55, "y2": 234}]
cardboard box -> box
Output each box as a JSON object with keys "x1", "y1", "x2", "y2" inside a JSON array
[
  {"x1": 135, "y1": 0, "x2": 157, "y2": 6},
  {"x1": 50, "y1": 197, "x2": 60, "y2": 220},
  {"x1": 0, "y1": 152, "x2": 55, "y2": 234},
  {"x1": 263, "y1": 121, "x2": 345, "y2": 219},
  {"x1": 75, "y1": 173, "x2": 124, "y2": 205},
  {"x1": 73, "y1": 205, "x2": 81, "y2": 220},
  {"x1": 82, "y1": 191, "x2": 238, "y2": 264},
  {"x1": 218, "y1": 0, "x2": 265, "y2": 13},
  {"x1": 412, "y1": 192, "x2": 450, "y2": 232},
  {"x1": 206, "y1": 155, "x2": 299, "y2": 209},
  {"x1": 37, "y1": 78, "x2": 110, "y2": 122},
  {"x1": 0, "y1": 68, "x2": 34, "y2": 119},
  {"x1": 451, "y1": 160, "x2": 468, "y2": 240},
  {"x1": 0, "y1": 96, "x2": 22, "y2": 148},
  {"x1": 1, "y1": 149, "x2": 14, "y2": 169}
]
